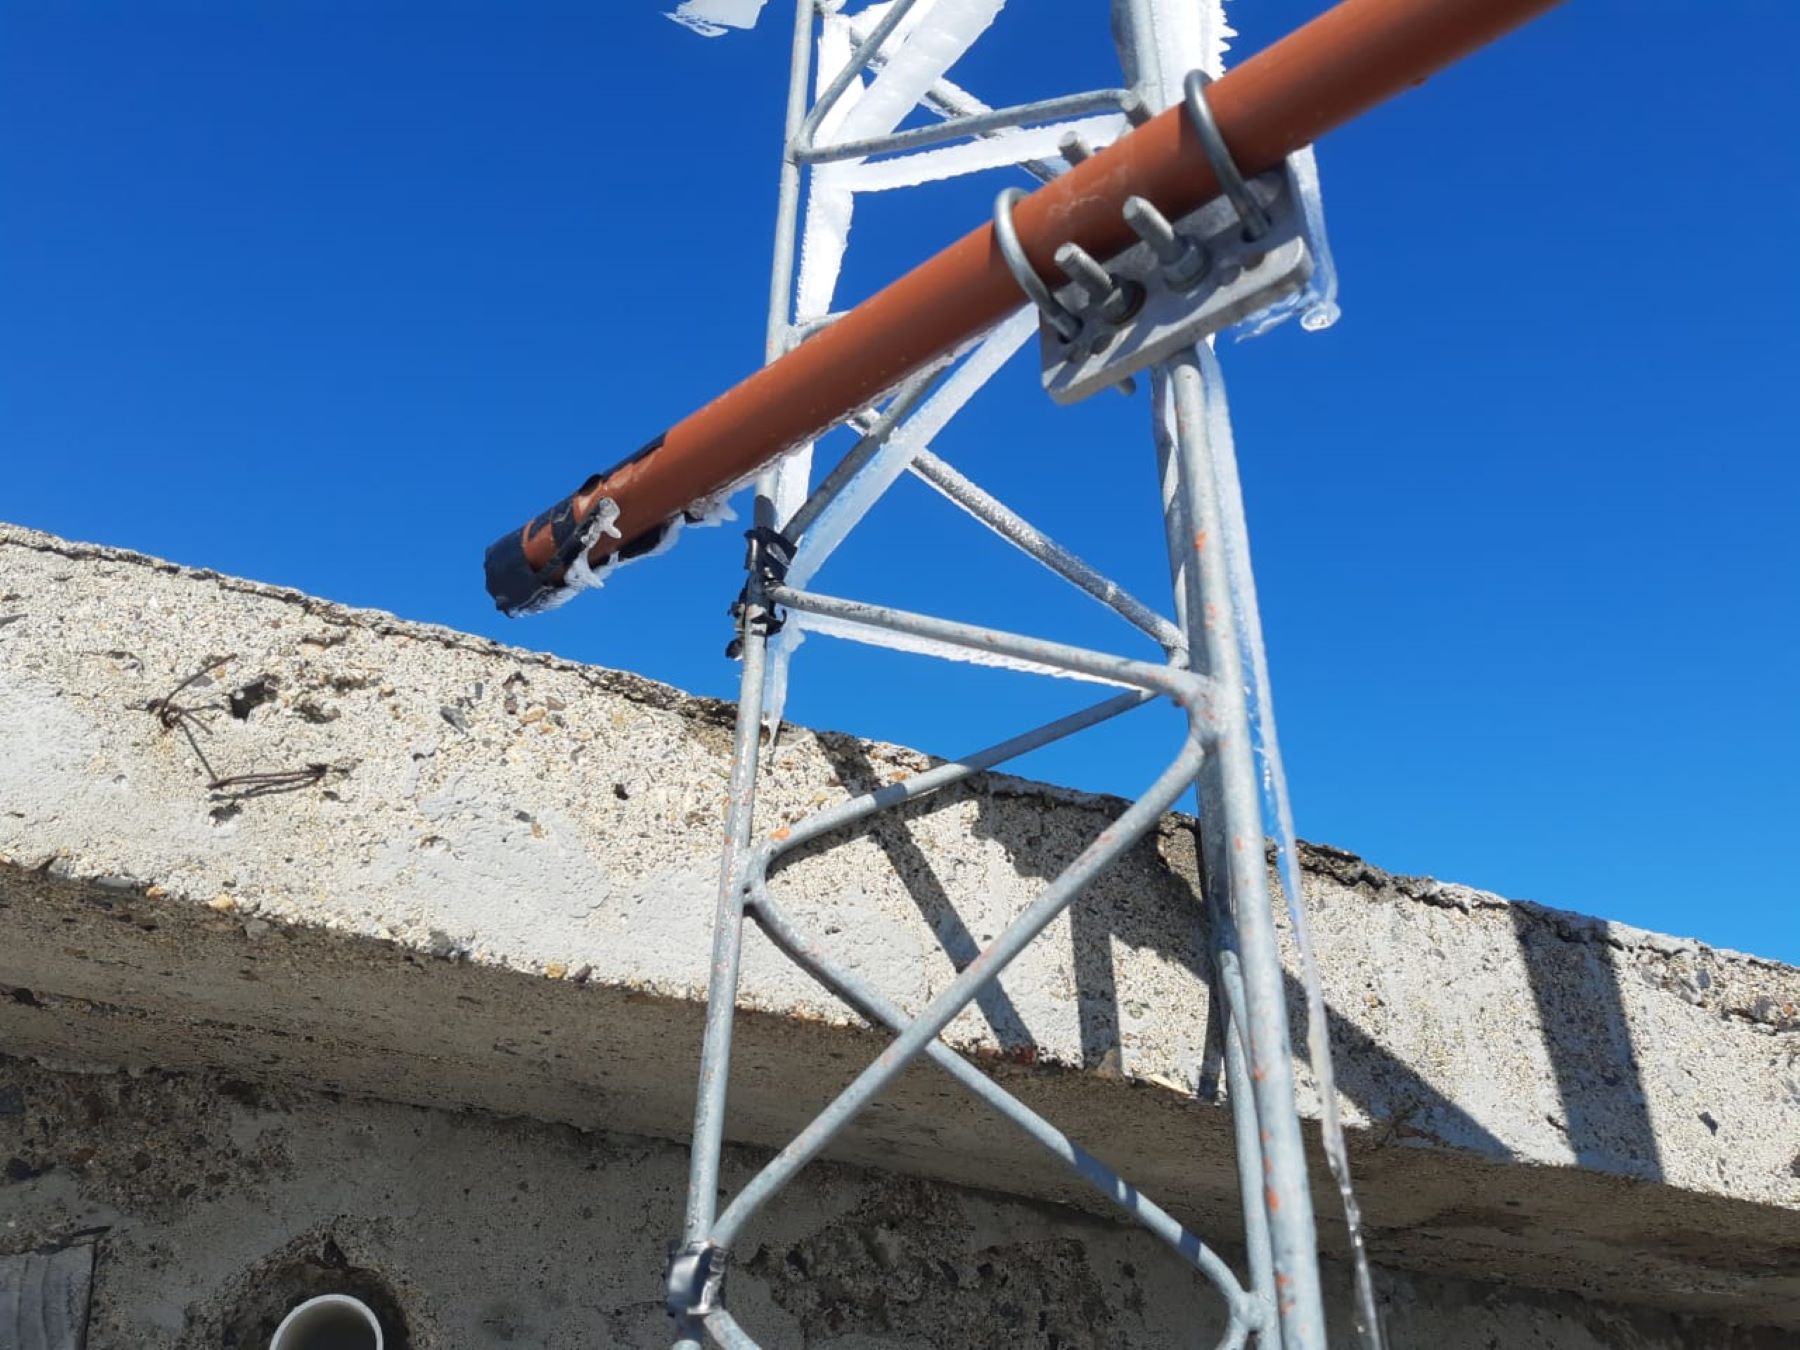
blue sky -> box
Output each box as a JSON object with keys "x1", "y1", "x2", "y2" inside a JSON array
[{"x1": 3, "y1": 2, "x2": 1795, "y2": 963}]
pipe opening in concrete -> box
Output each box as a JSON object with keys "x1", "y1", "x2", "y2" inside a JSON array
[{"x1": 269, "y1": 1293, "x2": 384, "y2": 1350}]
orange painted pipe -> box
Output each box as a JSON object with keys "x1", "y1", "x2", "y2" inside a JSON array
[{"x1": 487, "y1": 0, "x2": 1563, "y2": 615}]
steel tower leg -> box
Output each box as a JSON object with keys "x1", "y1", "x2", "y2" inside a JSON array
[
  {"x1": 663, "y1": 5, "x2": 1376, "y2": 1346},
  {"x1": 1155, "y1": 349, "x2": 1325, "y2": 1346}
]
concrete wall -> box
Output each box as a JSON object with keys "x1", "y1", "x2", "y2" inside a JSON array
[
  {"x1": 2, "y1": 522, "x2": 1797, "y2": 1344},
  {"x1": 2, "y1": 1055, "x2": 1788, "y2": 1349}
]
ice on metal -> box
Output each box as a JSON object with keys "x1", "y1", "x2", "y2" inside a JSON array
[
  {"x1": 764, "y1": 0, "x2": 1263, "y2": 727},
  {"x1": 516, "y1": 486, "x2": 739, "y2": 617},
  {"x1": 768, "y1": 0, "x2": 1045, "y2": 729},
  {"x1": 1190, "y1": 340, "x2": 1374, "y2": 1331},
  {"x1": 786, "y1": 607, "x2": 1137, "y2": 687},
  {"x1": 795, "y1": 12, "x2": 864, "y2": 323},
  {"x1": 665, "y1": 0, "x2": 770, "y2": 38},
  {"x1": 508, "y1": 501, "x2": 623, "y2": 615},
  {"x1": 1235, "y1": 146, "x2": 1341, "y2": 338},
  {"x1": 683, "y1": 487, "x2": 741, "y2": 531},
  {"x1": 824, "y1": 0, "x2": 1007, "y2": 151},
  {"x1": 787, "y1": 307, "x2": 1036, "y2": 590},
  {"x1": 765, "y1": 309, "x2": 1037, "y2": 727},
  {"x1": 566, "y1": 499, "x2": 624, "y2": 588},
  {"x1": 773, "y1": 0, "x2": 1072, "y2": 620},
  {"x1": 1141, "y1": 0, "x2": 1235, "y2": 98},
  {"x1": 777, "y1": 7, "x2": 869, "y2": 533},
  {"x1": 837, "y1": 113, "x2": 1127, "y2": 192}
]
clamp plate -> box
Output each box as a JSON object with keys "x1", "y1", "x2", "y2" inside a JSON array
[{"x1": 1039, "y1": 160, "x2": 1313, "y2": 404}]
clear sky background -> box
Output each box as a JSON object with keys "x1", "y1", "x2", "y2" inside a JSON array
[{"x1": 3, "y1": 2, "x2": 1794, "y2": 963}]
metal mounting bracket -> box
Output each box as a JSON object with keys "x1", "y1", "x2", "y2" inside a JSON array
[
  {"x1": 1038, "y1": 156, "x2": 1314, "y2": 404},
  {"x1": 666, "y1": 1242, "x2": 728, "y2": 1323}
]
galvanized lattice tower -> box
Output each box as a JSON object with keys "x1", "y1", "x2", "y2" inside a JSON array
[{"x1": 664, "y1": 3, "x2": 1380, "y2": 1346}]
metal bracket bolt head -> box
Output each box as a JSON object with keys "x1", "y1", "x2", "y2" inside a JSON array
[
  {"x1": 1056, "y1": 131, "x2": 1092, "y2": 166},
  {"x1": 1054, "y1": 242, "x2": 1145, "y2": 326},
  {"x1": 1122, "y1": 195, "x2": 1211, "y2": 291}
]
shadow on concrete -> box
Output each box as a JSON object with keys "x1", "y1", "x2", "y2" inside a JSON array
[
  {"x1": 1068, "y1": 888, "x2": 1132, "y2": 1075},
  {"x1": 1179, "y1": 823, "x2": 1519, "y2": 1161},
  {"x1": 1508, "y1": 903, "x2": 1665, "y2": 1179},
  {"x1": 767, "y1": 742, "x2": 1668, "y2": 1183},
  {"x1": 811, "y1": 736, "x2": 1036, "y2": 1053},
  {"x1": 1311, "y1": 970, "x2": 1511, "y2": 1160},
  {"x1": 1122, "y1": 823, "x2": 1667, "y2": 1176}
]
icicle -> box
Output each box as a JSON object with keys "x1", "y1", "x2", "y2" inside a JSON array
[
  {"x1": 1194, "y1": 339, "x2": 1380, "y2": 1345},
  {"x1": 786, "y1": 609, "x2": 1137, "y2": 686},
  {"x1": 1233, "y1": 147, "x2": 1342, "y2": 339},
  {"x1": 836, "y1": 114, "x2": 1127, "y2": 193}
]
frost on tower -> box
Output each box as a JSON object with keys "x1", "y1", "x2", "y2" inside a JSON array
[{"x1": 482, "y1": 0, "x2": 1419, "y2": 1345}]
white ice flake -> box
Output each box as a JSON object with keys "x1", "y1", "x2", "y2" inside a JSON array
[
  {"x1": 785, "y1": 608, "x2": 1136, "y2": 686},
  {"x1": 823, "y1": 0, "x2": 1006, "y2": 150},
  {"x1": 664, "y1": 0, "x2": 769, "y2": 39},
  {"x1": 835, "y1": 114, "x2": 1127, "y2": 193}
]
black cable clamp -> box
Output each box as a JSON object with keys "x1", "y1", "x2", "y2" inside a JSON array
[{"x1": 726, "y1": 525, "x2": 795, "y2": 659}]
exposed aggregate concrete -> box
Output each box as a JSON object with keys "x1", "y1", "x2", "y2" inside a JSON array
[{"x1": 2, "y1": 1056, "x2": 1789, "y2": 1349}]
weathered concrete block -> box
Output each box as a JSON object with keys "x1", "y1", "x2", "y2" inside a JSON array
[{"x1": 1, "y1": 522, "x2": 1796, "y2": 1333}]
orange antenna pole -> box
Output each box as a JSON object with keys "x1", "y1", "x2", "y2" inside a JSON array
[{"x1": 487, "y1": 0, "x2": 1562, "y2": 615}]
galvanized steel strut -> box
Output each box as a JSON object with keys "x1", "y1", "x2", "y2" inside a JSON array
[{"x1": 485, "y1": 0, "x2": 1562, "y2": 614}]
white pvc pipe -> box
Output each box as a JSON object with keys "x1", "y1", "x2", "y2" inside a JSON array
[{"x1": 268, "y1": 1293, "x2": 384, "y2": 1350}]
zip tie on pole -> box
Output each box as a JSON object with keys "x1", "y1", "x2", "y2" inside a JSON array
[{"x1": 724, "y1": 526, "x2": 795, "y2": 660}]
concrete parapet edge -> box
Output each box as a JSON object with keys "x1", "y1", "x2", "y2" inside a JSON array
[{"x1": 2, "y1": 522, "x2": 1796, "y2": 1329}]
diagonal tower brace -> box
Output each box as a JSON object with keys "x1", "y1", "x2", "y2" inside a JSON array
[
  {"x1": 665, "y1": 5, "x2": 1363, "y2": 1347},
  {"x1": 479, "y1": 2, "x2": 1568, "y2": 1346}
]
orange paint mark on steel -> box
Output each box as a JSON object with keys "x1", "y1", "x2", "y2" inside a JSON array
[{"x1": 489, "y1": 0, "x2": 1564, "y2": 612}]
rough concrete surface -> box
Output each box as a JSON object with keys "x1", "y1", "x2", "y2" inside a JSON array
[
  {"x1": 1, "y1": 1055, "x2": 1789, "y2": 1349},
  {"x1": 1, "y1": 522, "x2": 1797, "y2": 1338}
]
